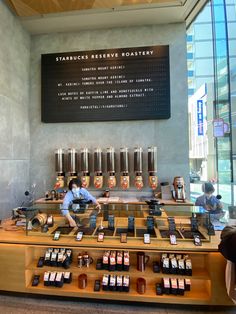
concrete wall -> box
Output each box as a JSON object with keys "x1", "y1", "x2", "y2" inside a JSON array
[
  {"x1": 0, "y1": 3, "x2": 30, "y2": 218},
  {"x1": 30, "y1": 24, "x2": 189, "y2": 198}
]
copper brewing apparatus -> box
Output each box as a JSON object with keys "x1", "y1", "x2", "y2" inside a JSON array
[
  {"x1": 94, "y1": 148, "x2": 103, "y2": 189},
  {"x1": 134, "y1": 147, "x2": 143, "y2": 190},
  {"x1": 148, "y1": 146, "x2": 158, "y2": 190},
  {"x1": 120, "y1": 147, "x2": 130, "y2": 190},
  {"x1": 107, "y1": 147, "x2": 116, "y2": 189}
]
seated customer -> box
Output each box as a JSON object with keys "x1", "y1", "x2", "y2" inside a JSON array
[
  {"x1": 195, "y1": 182, "x2": 223, "y2": 214},
  {"x1": 61, "y1": 178, "x2": 101, "y2": 227}
]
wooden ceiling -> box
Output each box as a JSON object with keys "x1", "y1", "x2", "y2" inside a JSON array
[{"x1": 5, "y1": 0, "x2": 188, "y2": 17}]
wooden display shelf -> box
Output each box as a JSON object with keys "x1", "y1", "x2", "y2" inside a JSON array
[
  {"x1": 0, "y1": 231, "x2": 234, "y2": 305},
  {"x1": 26, "y1": 260, "x2": 210, "y2": 280},
  {"x1": 25, "y1": 274, "x2": 211, "y2": 304}
]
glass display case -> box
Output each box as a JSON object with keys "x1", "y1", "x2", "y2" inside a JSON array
[{"x1": 23, "y1": 203, "x2": 213, "y2": 242}]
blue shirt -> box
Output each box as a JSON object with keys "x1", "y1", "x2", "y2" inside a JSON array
[
  {"x1": 62, "y1": 188, "x2": 97, "y2": 210},
  {"x1": 195, "y1": 194, "x2": 221, "y2": 212}
]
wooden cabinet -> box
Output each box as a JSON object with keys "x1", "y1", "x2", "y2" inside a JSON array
[
  {"x1": 0, "y1": 201, "x2": 233, "y2": 305},
  {"x1": 22, "y1": 244, "x2": 232, "y2": 305}
]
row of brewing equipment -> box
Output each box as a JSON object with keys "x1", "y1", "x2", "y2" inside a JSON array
[{"x1": 54, "y1": 147, "x2": 158, "y2": 190}]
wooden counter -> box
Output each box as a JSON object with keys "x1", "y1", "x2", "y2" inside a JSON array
[{"x1": 0, "y1": 222, "x2": 233, "y2": 306}]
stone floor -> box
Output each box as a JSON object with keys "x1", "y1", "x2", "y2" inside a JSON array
[{"x1": 0, "y1": 294, "x2": 235, "y2": 314}]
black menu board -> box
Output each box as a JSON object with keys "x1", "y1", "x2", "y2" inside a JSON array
[{"x1": 41, "y1": 45, "x2": 170, "y2": 123}]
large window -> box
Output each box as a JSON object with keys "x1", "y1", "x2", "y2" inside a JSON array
[{"x1": 187, "y1": 0, "x2": 236, "y2": 207}]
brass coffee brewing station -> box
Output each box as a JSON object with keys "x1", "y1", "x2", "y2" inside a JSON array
[
  {"x1": 172, "y1": 176, "x2": 186, "y2": 202},
  {"x1": 54, "y1": 148, "x2": 65, "y2": 192},
  {"x1": 148, "y1": 146, "x2": 158, "y2": 190},
  {"x1": 94, "y1": 148, "x2": 103, "y2": 189},
  {"x1": 120, "y1": 147, "x2": 130, "y2": 189},
  {"x1": 134, "y1": 147, "x2": 144, "y2": 190},
  {"x1": 67, "y1": 148, "x2": 78, "y2": 186},
  {"x1": 81, "y1": 148, "x2": 90, "y2": 188},
  {"x1": 107, "y1": 147, "x2": 116, "y2": 188}
]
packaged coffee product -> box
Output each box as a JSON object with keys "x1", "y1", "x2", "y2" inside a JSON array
[
  {"x1": 109, "y1": 274, "x2": 116, "y2": 291},
  {"x1": 170, "y1": 258, "x2": 178, "y2": 275},
  {"x1": 123, "y1": 275, "x2": 130, "y2": 292},
  {"x1": 170, "y1": 278, "x2": 178, "y2": 295},
  {"x1": 116, "y1": 251, "x2": 123, "y2": 271},
  {"x1": 123, "y1": 251, "x2": 130, "y2": 271},
  {"x1": 57, "y1": 252, "x2": 64, "y2": 267},
  {"x1": 109, "y1": 251, "x2": 116, "y2": 271},
  {"x1": 43, "y1": 271, "x2": 50, "y2": 286},
  {"x1": 102, "y1": 274, "x2": 110, "y2": 291},
  {"x1": 62, "y1": 255, "x2": 71, "y2": 269},
  {"x1": 162, "y1": 257, "x2": 170, "y2": 274},
  {"x1": 185, "y1": 259, "x2": 192, "y2": 276},
  {"x1": 102, "y1": 251, "x2": 110, "y2": 270},
  {"x1": 161, "y1": 253, "x2": 168, "y2": 268},
  {"x1": 66, "y1": 249, "x2": 73, "y2": 263},
  {"x1": 64, "y1": 272, "x2": 72, "y2": 284},
  {"x1": 50, "y1": 251, "x2": 58, "y2": 267},
  {"x1": 178, "y1": 259, "x2": 185, "y2": 275},
  {"x1": 44, "y1": 250, "x2": 51, "y2": 266},
  {"x1": 185, "y1": 278, "x2": 191, "y2": 291},
  {"x1": 49, "y1": 271, "x2": 56, "y2": 286},
  {"x1": 116, "y1": 275, "x2": 123, "y2": 292},
  {"x1": 162, "y1": 278, "x2": 170, "y2": 294},
  {"x1": 55, "y1": 272, "x2": 64, "y2": 288},
  {"x1": 178, "y1": 278, "x2": 185, "y2": 295}
]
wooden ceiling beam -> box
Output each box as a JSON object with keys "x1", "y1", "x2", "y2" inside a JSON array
[{"x1": 4, "y1": 0, "x2": 184, "y2": 17}]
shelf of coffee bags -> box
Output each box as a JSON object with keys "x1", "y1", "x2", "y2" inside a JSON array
[
  {"x1": 25, "y1": 270, "x2": 210, "y2": 304},
  {"x1": 27, "y1": 260, "x2": 209, "y2": 280},
  {"x1": 25, "y1": 247, "x2": 210, "y2": 280}
]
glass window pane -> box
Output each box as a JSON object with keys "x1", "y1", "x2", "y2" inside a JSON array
[
  {"x1": 229, "y1": 39, "x2": 236, "y2": 55},
  {"x1": 195, "y1": 59, "x2": 214, "y2": 76},
  {"x1": 195, "y1": 41, "x2": 213, "y2": 58},
  {"x1": 227, "y1": 22, "x2": 236, "y2": 38},
  {"x1": 194, "y1": 24, "x2": 213, "y2": 40}
]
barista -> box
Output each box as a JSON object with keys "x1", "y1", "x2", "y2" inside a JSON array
[
  {"x1": 195, "y1": 182, "x2": 223, "y2": 213},
  {"x1": 62, "y1": 178, "x2": 101, "y2": 227}
]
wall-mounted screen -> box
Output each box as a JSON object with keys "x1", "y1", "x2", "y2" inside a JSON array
[{"x1": 41, "y1": 45, "x2": 170, "y2": 123}]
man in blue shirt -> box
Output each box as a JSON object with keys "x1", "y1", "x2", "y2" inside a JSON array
[
  {"x1": 62, "y1": 178, "x2": 101, "y2": 227},
  {"x1": 195, "y1": 182, "x2": 223, "y2": 213}
]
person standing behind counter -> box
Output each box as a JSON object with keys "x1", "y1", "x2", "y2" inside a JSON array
[
  {"x1": 195, "y1": 182, "x2": 223, "y2": 213},
  {"x1": 62, "y1": 178, "x2": 101, "y2": 227}
]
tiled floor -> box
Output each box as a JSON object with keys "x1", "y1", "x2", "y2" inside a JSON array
[{"x1": 0, "y1": 295, "x2": 235, "y2": 314}]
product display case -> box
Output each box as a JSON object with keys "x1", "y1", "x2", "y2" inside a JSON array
[
  {"x1": 24, "y1": 203, "x2": 211, "y2": 243},
  {"x1": 0, "y1": 202, "x2": 232, "y2": 306}
]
